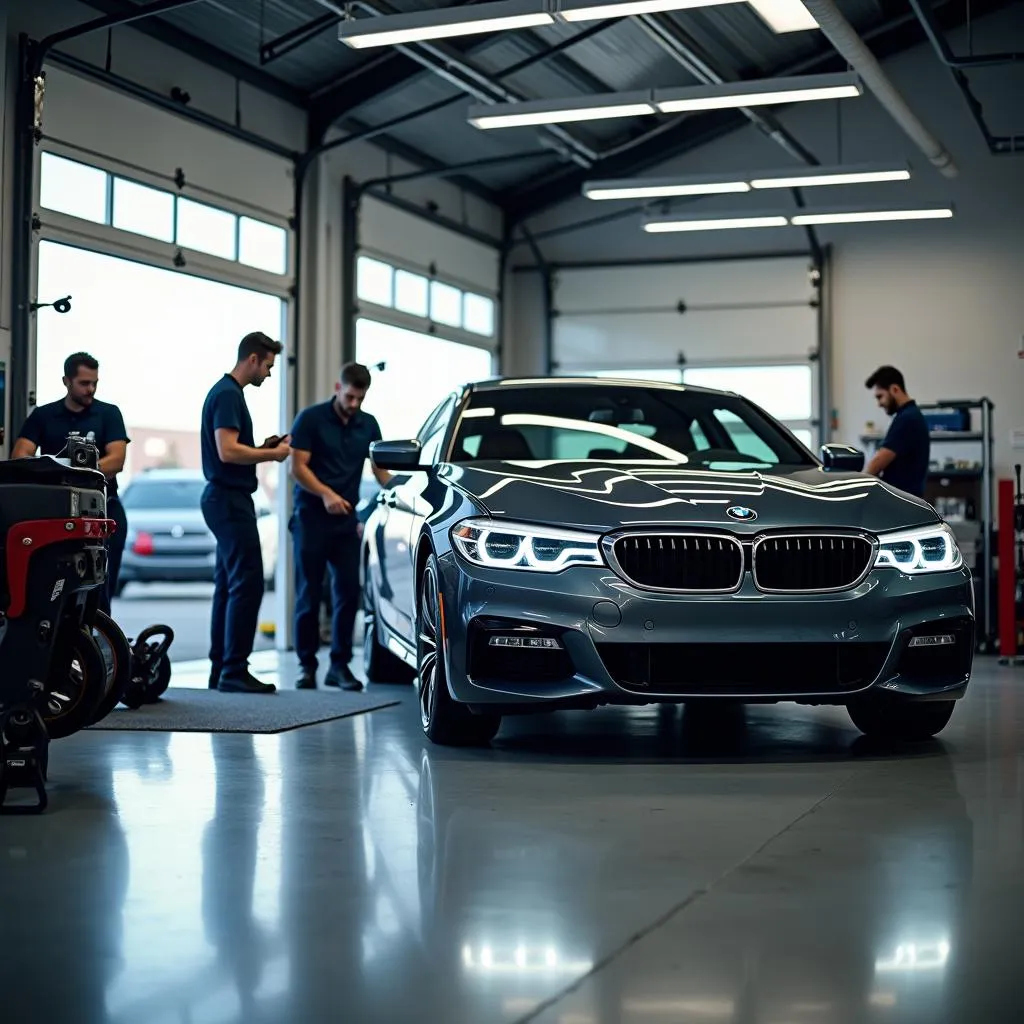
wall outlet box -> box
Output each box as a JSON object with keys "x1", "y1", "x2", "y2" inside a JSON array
[{"x1": 1011, "y1": 430, "x2": 1024, "y2": 449}]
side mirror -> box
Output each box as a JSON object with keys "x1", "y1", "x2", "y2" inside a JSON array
[
  {"x1": 370, "y1": 439, "x2": 424, "y2": 471},
  {"x1": 820, "y1": 443, "x2": 865, "y2": 472}
]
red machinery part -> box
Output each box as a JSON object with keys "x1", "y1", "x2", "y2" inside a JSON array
[
  {"x1": 4, "y1": 517, "x2": 116, "y2": 619},
  {"x1": 998, "y1": 479, "x2": 1017, "y2": 658}
]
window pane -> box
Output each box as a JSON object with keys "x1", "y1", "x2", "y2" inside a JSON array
[
  {"x1": 682, "y1": 364, "x2": 813, "y2": 421},
  {"x1": 463, "y1": 293, "x2": 495, "y2": 336},
  {"x1": 791, "y1": 428, "x2": 814, "y2": 449},
  {"x1": 39, "y1": 153, "x2": 108, "y2": 224},
  {"x1": 175, "y1": 197, "x2": 237, "y2": 260},
  {"x1": 394, "y1": 269, "x2": 428, "y2": 317},
  {"x1": 430, "y1": 280, "x2": 463, "y2": 328},
  {"x1": 112, "y1": 177, "x2": 175, "y2": 242},
  {"x1": 357, "y1": 257, "x2": 394, "y2": 307},
  {"x1": 239, "y1": 217, "x2": 288, "y2": 275}
]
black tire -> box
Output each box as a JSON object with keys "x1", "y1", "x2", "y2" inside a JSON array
[
  {"x1": 86, "y1": 610, "x2": 134, "y2": 725},
  {"x1": 417, "y1": 554, "x2": 500, "y2": 746},
  {"x1": 41, "y1": 629, "x2": 108, "y2": 739},
  {"x1": 848, "y1": 698, "x2": 956, "y2": 741},
  {"x1": 362, "y1": 563, "x2": 415, "y2": 684}
]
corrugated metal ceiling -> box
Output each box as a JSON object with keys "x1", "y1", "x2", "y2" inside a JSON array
[{"x1": 73, "y1": 0, "x2": 999, "y2": 203}]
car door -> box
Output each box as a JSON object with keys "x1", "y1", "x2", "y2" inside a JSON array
[{"x1": 376, "y1": 396, "x2": 457, "y2": 641}]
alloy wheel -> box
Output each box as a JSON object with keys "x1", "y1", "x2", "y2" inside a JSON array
[{"x1": 417, "y1": 563, "x2": 441, "y2": 730}]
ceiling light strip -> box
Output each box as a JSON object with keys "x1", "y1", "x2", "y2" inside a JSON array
[
  {"x1": 584, "y1": 162, "x2": 912, "y2": 199},
  {"x1": 642, "y1": 206, "x2": 954, "y2": 231},
  {"x1": 339, "y1": 0, "x2": 555, "y2": 49},
  {"x1": 468, "y1": 73, "x2": 861, "y2": 129}
]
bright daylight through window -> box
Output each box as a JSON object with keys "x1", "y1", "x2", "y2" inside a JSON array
[{"x1": 35, "y1": 241, "x2": 286, "y2": 498}]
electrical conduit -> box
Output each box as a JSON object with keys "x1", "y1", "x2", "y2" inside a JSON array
[{"x1": 800, "y1": 0, "x2": 958, "y2": 177}]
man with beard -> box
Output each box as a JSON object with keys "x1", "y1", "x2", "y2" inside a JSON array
[
  {"x1": 864, "y1": 365, "x2": 930, "y2": 498},
  {"x1": 11, "y1": 351, "x2": 130, "y2": 614},
  {"x1": 201, "y1": 331, "x2": 291, "y2": 694}
]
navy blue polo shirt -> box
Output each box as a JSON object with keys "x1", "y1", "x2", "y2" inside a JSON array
[
  {"x1": 290, "y1": 400, "x2": 381, "y2": 521},
  {"x1": 880, "y1": 399, "x2": 931, "y2": 497},
  {"x1": 201, "y1": 374, "x2": 258, "y2": 493},
  {"x1": 17, "y1": 398, "x2": 130, "y2": 497}
]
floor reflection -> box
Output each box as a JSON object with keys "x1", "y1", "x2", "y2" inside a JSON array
[{"x1": 0, "y1": 662, "x2": 1021, "y2": 1023}]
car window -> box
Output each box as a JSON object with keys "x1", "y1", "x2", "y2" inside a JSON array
[
  {"x1": 449, "y1": 384, "x2": 812, "y2": 470},
  {"x1": 121, "y1": 478, "x2": 205, "y2": 509}
]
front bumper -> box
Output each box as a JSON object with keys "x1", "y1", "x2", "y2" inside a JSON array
[{"x1": 436, "y1": 552, "x2": 975, "y2": 710}]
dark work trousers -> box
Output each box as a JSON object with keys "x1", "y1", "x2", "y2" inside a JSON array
[
  {"x1": 100, "y1": 495, "x2": 127, "y2": 616},
  {"x1": 201, "y1": 485, "x2": 265, "y2": 680},
  {"x1": 292, "y1": 511, "x2": 361, "y2": 673}
]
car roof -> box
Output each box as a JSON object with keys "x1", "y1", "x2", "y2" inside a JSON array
[{"x1": 465, "y1": 376, "x2": 734, "y2": 397}]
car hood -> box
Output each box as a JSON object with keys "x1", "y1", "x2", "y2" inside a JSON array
[{"x1": 440, "y1": 461, "x2": 937, "y2": 535}]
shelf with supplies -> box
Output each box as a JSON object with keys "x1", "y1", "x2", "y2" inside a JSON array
[{"x1": 860, "y1": 398, "x2": 996, "y2": 653}]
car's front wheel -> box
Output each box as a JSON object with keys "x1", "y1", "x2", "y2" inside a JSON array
[
  {"x1": 847, "y1": 697, "x2": 956, "y2": 741},
  {"x1": 418, "y1": 554, "x2": 500, "y2": 746}
]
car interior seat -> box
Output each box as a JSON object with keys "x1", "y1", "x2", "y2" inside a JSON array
[{"x1": 475, "y1": 428, "x2": 533, "y2": 461}]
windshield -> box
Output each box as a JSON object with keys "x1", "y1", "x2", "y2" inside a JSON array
[
  {"x1": 121, "y1": 478, "x2": 206, "y2": 510},
  {"x1": 448, "y1": 383, "x2": 814, "y2": 471}
]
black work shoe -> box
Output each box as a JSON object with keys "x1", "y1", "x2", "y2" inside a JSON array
[
  {"x1": 325, "y1": 664, "x2": 362, "y2": 691},
  {"x1": 209, "y1": 667, "x2": 221, "y2": 689},
  {"x1": 296, "y1": 671, "x2": 317, "y2": 690},
  {"x1": 218, "y1": 673, "x2": 276, "y2": 694}
]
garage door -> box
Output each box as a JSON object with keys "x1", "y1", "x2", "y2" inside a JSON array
[
  {"x1": 355, "y1": 194, "x2": 501, "y2": 355},
  {"x1": 551, "y1": 256, "x2": 822, "y2": 449}
]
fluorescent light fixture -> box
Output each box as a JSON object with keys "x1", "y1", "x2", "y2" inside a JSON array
[
  {"x1": 748, "y1": 0, "x2": 819, "y2": 33},
  {"x1": 583, "y1": 162, "x2": 911, "y2": 200},
  {"x1": 644, "y1": 213, "x2": 789, "y2": 232},
  {"x1": 654, "y1": 72, "x2": 861, "y2": 113},
  {"x1": 791, "y1": 206, "x2": 954, "y2": 224},
  {"x1": 468, "y1": 91, "x2": 655, "y2": 129},
  {"x1": 338, "y1": 0, "x2": 553, "y2": 49},
  {"x1": 470, "y1": 73, "x2": 859, "y2": 131},
  {"x1": 750, "y1": 162, "x2": 912, "y2": 188},
  {"x1": 559, "y1": 0, "x2": 746, "y2": 21},
  {"x1": 583, "y1": 175, "x2": 751, "y2": 200}
]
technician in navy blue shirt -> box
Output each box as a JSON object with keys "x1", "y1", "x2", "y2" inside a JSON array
[
  {"x1": 12, "y1": 351, "x2": 130, "y2": 614},
  {"x1": 289, "y1": 361, "x2": 391, "y2": 690},
  {"x1": 200, "y1": 331, "x2": 291, "y2": 694},
  {"x1": 864, "y1": 365, "x2": 931, "y2": 497}
]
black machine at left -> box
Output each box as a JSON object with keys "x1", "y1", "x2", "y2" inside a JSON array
[{"x1": 0, "y1": 435, "x2": 174, "y2": 813}]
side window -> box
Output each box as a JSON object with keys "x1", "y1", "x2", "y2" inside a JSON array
[{"x1": 419, "y1": 396, "x2": 457, "y2": 465}]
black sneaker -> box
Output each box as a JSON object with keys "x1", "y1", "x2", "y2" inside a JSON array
[
  {"x1": 325, "y1": 664, "x2": 362, "y2": 691},
  {"x1": 218, "y1": 673, "x2": 276, "y2": 694},
  {"x1": 296, "y1": 671, "x2": 317, "y2": 690}
]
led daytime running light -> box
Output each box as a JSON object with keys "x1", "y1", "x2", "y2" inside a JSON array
[{"x1": 451, "y1": 517, "x2": 603, "y2": 573}]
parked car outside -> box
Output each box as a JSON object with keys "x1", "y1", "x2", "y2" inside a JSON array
[{"x1": 117, "y1": 468, "x2": 277, "y2": 594}]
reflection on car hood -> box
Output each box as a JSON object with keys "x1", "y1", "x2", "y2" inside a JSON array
[{"x1": 441, "y1": 461, "x2": 937, "y2": 534}]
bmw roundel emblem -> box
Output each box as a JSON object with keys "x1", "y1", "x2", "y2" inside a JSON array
[{"x1": 726, "y1": 505, "x2": 757, "y2": 522}]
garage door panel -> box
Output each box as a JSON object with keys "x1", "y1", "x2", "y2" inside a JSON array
[
  {"x1": 359, "y1": 195, "x2": 499, "y2": 295},
  {"x1": 554, "y1": 257, "x2": 817, "y2": 314},
  {"x1": 554, "y1": 305, "x2": 817, "y2": 367}
]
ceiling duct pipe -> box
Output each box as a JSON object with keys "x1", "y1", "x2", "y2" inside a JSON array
[{"x1": 800, "y1": 0, "x2": 958, "y2": 178}]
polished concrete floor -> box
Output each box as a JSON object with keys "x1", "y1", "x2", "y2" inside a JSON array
[{"x1": 3, "y1": 656, "x2": 1023, "y2": 1024}]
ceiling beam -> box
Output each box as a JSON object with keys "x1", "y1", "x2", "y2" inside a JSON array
[
  {"x1": 76, "y1": 0, "x2": 307, "y2": 108},
  {"x1": 502, "y1": 0, "x2": 997, "y2": 223}
]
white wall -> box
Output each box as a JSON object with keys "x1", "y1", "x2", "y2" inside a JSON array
[{"x1": 511, "y1": 7, "x2": 1024, "y2": 479}]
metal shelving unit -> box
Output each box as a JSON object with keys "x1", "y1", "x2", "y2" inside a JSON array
[{"x1": 860, "y1": 398, "x2": 995, "y2": 652}]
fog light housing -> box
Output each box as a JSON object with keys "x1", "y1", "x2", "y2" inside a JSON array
[
  {"x1": 909, "y1": 634, "x2": 955, "y2": 648},
  {"x1": 488, "y1": 635, "x2": 563, "y2": 650}
]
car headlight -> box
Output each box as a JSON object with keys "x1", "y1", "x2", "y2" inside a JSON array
[
  {"x1": 450, "y1": 517, "x2": 603, "y2": 572},
  {"x1": 874, "y1": 522, "x2": 963, "y2": 573}
]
